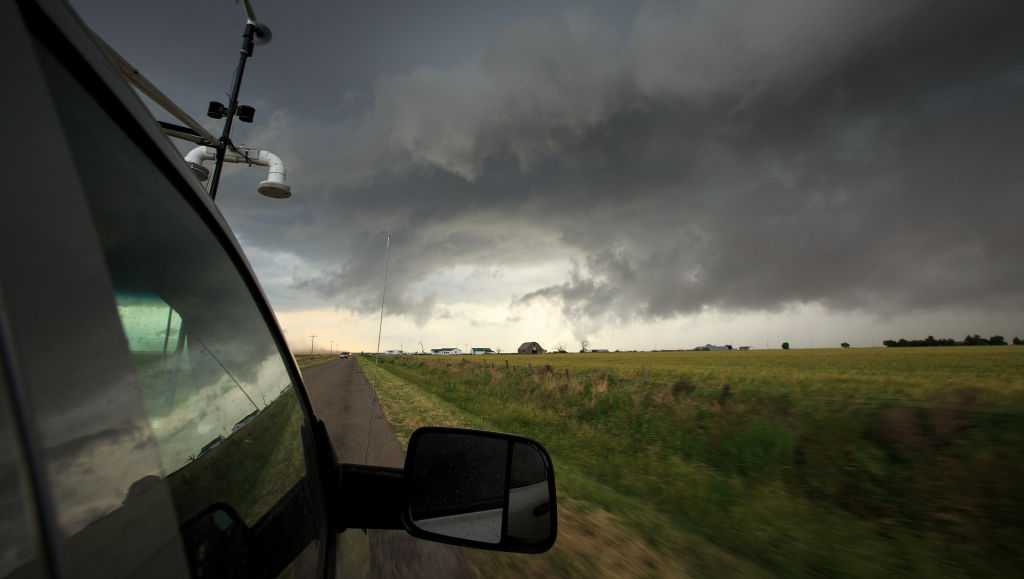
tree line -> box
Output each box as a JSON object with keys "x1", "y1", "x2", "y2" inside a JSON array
[{"x1": 883, "y1": 335, "x2": 1022, "y2": 348}]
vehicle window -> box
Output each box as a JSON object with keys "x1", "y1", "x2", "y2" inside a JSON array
[
  {"x1": 81, "y1": 133, "x2": 307, "y2": 529},
  {"x1": 113, "y1": 291, "x2": 303, "y2": 526},
  {"x1": 0, "y1": 365, "x2": 46, "y2": 579},
  {"x1": 31, "y1": 23, "x2": 315, "y2": 557}
]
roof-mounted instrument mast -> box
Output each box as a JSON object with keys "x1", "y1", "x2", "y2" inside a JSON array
[
  {"x1": 94, "y1": 0, "x2": 290, "y2": 201},
  {"x1": 206, "y1": 0, "x2": 274, "y2": 200}
]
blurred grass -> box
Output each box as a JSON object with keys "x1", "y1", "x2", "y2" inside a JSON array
[
  {"x1": 359, "y1": 358, "x2": 766, "y2": 579},
  {"x1": 361, "y1": 348, "x2": 1024, "y2": 578},
  {"x1": 295, "y1": 353, "x2": 338, "y2": 369}
]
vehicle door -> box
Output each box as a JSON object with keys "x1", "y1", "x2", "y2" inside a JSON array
[{"x1": 1, "y1": 1, "x2": 332, "y2": 577}]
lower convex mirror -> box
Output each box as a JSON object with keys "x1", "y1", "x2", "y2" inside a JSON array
[{"x1": 403, "y1": 427, "x2": 557, "y2": 553}]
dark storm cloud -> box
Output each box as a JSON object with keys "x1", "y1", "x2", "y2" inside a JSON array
[{"x1": 77, "y1": 1, "x2": 1024, "y2": 325}]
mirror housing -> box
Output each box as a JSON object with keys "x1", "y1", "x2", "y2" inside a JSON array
[{"x1": 402, "y1": 427, "x2": 557, "y2": 554}]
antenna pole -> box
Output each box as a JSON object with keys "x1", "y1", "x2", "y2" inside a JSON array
[
  {"x1": 209, "y1": 22, "x2": 257, "y2": 200},
  {"x1": 375, "y1": 233, "x2": 391, "y2": 362}
]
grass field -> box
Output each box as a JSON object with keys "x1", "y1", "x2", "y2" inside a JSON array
[
  {"x1": 360, "y1": 348, "x2": 1024, "y2": 578},
  {"x1": 295, "y1": 353, "x2": 338, "y2": 369}
]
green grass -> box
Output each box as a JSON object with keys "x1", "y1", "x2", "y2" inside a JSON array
[
  {"x1": 295, "y1": 353, "x2": 338, "y2": 369},
  {"x1": 362, "y1": 348, "x2": 1024, "y2": 579},
  {"x1": 359, "y1": 357, "x2": 770, "y2": 579}
]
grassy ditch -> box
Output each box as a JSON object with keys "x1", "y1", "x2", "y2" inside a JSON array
[
  {"x1": 359, "y1": 358, "x2": 766, "y2": 579},
  {"x1": 362, "y1": 348, "x2": 1024, "y2": 579},
  {"x1": 295, "y1": 353, "x2": 338, "y2": 369}
]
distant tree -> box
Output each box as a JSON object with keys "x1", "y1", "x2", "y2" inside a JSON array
[
  {"x1": 841, "y1": 342, "x2": 850, "y2": 349},
  {"x1": 554, "y1": 343, "x2": 567, "y2": 353},
  {"x1": 1013, "y1": 337, "x2": 1023, "y2": 346},
  {"x1": 781, "y1": 342, "x2": 790, "y2": 350},
  {"x1": 990, "y1": 335, "x2": 1007, "y2": 346},
  {"x1": 580, "y1": 340, "x2": 589, "y2": 353},
  {"x1": 963, "y1": 334, "x2": 988, "y2": 346},
  {"x1": 884, "y1": 336, "x2": 959, "y2": 347}
]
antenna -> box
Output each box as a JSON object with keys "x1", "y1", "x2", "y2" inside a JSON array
[{"x1": 375, "y1": 232, "x2": 391, "y2": 362}]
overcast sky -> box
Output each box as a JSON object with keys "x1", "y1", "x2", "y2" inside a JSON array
[{"x1": 74, "y1": 1, "x2": 1024, "y2": 353}]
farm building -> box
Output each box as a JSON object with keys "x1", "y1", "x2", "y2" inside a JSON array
[
  {"x1": 471, "y1": 347, "x2": 496, "y2": 355},
  {"x1": 430, "y1": 347, "x2": 462, "y2": 355},
  {"x1": 518, "y1": 342, "x2": 545, "y2": 354}
]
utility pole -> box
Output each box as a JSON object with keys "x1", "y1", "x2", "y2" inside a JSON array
[{"x1": 309, "y1": 335, "x2": 317, "y2": 354}]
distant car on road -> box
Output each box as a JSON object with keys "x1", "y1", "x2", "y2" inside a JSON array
[{"x1": 338, "y1": 351, "x2": 350, "y2": 359}]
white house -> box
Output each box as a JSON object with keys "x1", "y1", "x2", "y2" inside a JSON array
[
  {"x1": 430, "y1": 347, "x2": 462, "y2": 355},
  {"x1": 471, "y1": 347, "x2": 496, "y2": 355}
]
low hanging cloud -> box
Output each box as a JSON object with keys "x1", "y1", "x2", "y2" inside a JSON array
[{"x1": 219, "y1": 0, "x2": 1024, "y2": 329}]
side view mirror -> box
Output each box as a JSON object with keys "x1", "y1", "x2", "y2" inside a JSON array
[{"x1": 403, "y1": 427, "x2": 557, "y2": 553}]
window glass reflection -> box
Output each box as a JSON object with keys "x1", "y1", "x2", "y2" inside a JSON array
[
  {"x1": 32, "y1": 22, "x2": 317, "y2": 576},
  {"x1": 115, "y1": 292, "x2": 293, "y2": 482},
  {"x1": 102, "y1": 245, "x2": 304, "y2": 529},
  {"x1": 507, "y1": 442, "x2": 551, "y2": 543},
  {"x1": 71, "y1": 91, "x2": 308, "y2": 528}
]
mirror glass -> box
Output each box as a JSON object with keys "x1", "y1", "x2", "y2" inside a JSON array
[
  {"x1": 407, "y1": 431, "x2": 507, "y2": 543},
  {"x1": 507, "y1": 441, "x2": 552, "y2": 543},
  {"x1": 405, "y1": 428, "x2": 555, "y2": 551}
]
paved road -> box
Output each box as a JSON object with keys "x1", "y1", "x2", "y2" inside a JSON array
[{"x1": 302, "y1": 358, "x2": 473, "y2": 579}]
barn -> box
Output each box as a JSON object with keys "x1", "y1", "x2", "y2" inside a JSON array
[{"x1": 517, "y1": 342, "x2": 545, "y2": 354}]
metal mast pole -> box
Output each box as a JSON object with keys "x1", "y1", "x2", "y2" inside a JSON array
[
  {"x1": 209, "y1": 23, "x2": 256, "y2": 200},
  {"x1": 376, "y1": 233, "x2": 391, "y2": 360}
]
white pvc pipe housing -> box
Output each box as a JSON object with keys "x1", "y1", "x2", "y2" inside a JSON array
[{"x1": 185, "y1": 146, "x2": 291, "y2": 199}]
